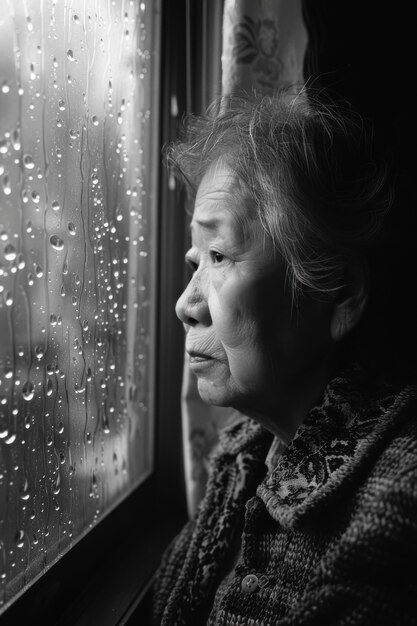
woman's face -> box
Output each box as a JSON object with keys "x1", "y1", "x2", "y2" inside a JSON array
[{"x1": 176, "y1": 163, "x2": 336, "y2": 435}]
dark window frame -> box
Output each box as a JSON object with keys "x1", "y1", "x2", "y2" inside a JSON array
[{"x1": 0, "y1": 1, "x2": 191, "y2": 623}]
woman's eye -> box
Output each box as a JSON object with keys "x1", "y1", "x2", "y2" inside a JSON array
[{"x1": 210, "y1": 251, "x2": 225, "y2": 264}]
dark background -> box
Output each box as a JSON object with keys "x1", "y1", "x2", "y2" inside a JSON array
[{"x1": 303, "y1": 1, "x2": 416, "y2": 378}]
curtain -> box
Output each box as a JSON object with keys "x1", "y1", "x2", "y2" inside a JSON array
[
  {"x1": 181, "y1": 0, "x2": 308, "y2": 517},
  {"x1": 222, "y1": 0, "x2": 307, "y2": 95}
]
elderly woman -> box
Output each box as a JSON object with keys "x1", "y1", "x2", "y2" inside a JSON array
[{"x1": 151, "y1": 88, "x2": 417, "y2": 625}]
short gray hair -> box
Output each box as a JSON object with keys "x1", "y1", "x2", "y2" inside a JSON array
[{"x1": 165, "y1": 86, "x2": 393, "y2": 301}]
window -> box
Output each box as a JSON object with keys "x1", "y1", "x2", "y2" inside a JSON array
[{"x1": 0, "y1": 0, "x2": 170, "y2": 617}]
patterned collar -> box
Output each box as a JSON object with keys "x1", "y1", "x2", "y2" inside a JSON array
[
  {"x1": 258, "y1": 363, "x2": 417, "y2": 528},
  {"x1": 217, "y1": 363, "x2": 417, "y2": 529}
]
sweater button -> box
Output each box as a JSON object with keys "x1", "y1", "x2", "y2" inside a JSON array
[{"x1": 241, "y1": 574, "x2": 259, "y2": 593}]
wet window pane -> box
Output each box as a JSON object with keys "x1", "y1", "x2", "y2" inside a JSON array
[{"x1": 0, "y1": 0, "x2": 159, "y2": 610}]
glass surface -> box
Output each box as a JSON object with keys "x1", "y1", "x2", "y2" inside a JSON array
[{"x1": 0, "y1": 0, "x2": 159, "y2": 611}]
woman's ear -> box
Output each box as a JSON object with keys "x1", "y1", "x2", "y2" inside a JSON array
[{"x1": 330, "y1": 259, "x2": 369, "y2": 342}]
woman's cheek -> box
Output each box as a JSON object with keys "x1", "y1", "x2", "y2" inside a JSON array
[{"x1": 209, "y1": 277, "x2": 255, "y2": 350}]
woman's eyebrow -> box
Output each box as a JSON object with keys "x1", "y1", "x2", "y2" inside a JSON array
[{"x1": 190, "y1": 216, "x2": 222, "y2": 232}]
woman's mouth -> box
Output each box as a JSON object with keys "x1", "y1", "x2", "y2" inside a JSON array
[{"x1": 188, "y1": 351, "x2": 215, "y2": 369}]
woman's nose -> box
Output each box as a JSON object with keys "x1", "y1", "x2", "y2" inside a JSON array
[{"x1": 175, "y1": 273, "x2": 211, "y2": 327}]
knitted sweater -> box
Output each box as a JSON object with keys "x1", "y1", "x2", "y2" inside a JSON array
[{"x1": 152, "y1": 364, "x2": 417, "y2": 625}]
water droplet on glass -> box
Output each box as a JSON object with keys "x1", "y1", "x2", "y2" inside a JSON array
[
  {"x1": 19, "y1": 479, "x2": 30, "y2": 500},
  {"x1": 4, "y1": 244, "x2": 16, "y2": 261},
  {"x1": 102, "y1": 412, "x2": 110, "y2": 434},
  {"x1": 35, "y1": 264, "x2": 43, "y2": 277},
  {"x1": 32, "y1": 191, "x2": 40, "y2": 203},
  {"x1": 66, "y1": 49, "x2": 75, "y2": 62},
  {"x1": 50, "y1": 235, "x2": 64, "y2": 251},
  {"x1": 58, "y1": 99, "x2": 66, "y2": 111},
  {"x1": 4, "y1": 292, "x2": 13, "y2": 306},
  {"x1": 46, "y1": 379, "x2": 53, "y2": 396},
  {"x1": 51, "y1": 200, "x2": 60, "y2": 211},
  {"x1": 1, "y1": 82, "x2": 10, "y2": 94},
  {"x1": 68, "y1": 222, "x2": 76, "y2": 235},
  {"x1": 73, "y1": 14, "x2": 80, "y2": 23},
  {"x1": 22, "y1": 382, "x2": 34, "y2": 401},
  {"x1": 23, "y1": 154, "x2": 35, "y2": 169},
  {"x1": 34, "y1": 345, "x2": 44, "y2": 360},
  {"x1": 5, "y1": 432, "x2": 16, "y2": 444},
  {"x1": 92, "y1": 115, "x2": 99, "y2": 126},
  {"x1": 69, "y1": 129, "x2": 77, "y2": 139},
  {"x1": 4, "y1": 366, "x2": 13, "y2": 379},
  {"x1": 0, "y1": 140, "x2": 8, "y2": 154},
  {"x1": 26, "y1": 16, "x2": 33, "y2": 31},
  {"x1": 53, "y1": 471, "x2": 61, "y2": 495},
  {"x1": 15, "y1": 530, "x2": 25, "y2": 548},
  {"x1": 12, "y1": 129, "x2": 21, "y2": 151},
  {"x1": 2, "y1": 175, "x2": 11, "y2": 195}
]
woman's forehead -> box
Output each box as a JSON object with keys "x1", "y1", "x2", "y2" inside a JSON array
[
  {"x1": 196, "y1": 160, "x2": 240, "y2": 201},
  {"x1": 192, "y1": 161, "x2": 256, "y2": 228}
]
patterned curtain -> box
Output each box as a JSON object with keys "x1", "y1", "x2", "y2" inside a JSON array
[
  {"x1": 182, "y1": 0, "x2": 308, "y2": 517},
  {"x1": 222, "y1": 0, "x2": 307, "y2": 95}
]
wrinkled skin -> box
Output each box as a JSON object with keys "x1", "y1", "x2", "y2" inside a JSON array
[{"x1": 176, "y1": 162, "x2": 338, "y2": 440}]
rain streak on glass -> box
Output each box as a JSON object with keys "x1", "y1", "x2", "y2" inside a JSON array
[{"x1": 0, "y1": 0, "x2": 159, "y2": 613}]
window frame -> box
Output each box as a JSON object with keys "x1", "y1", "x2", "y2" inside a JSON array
[{"x1": 0, "y1": 0, "x2": 190, "y2": 622}]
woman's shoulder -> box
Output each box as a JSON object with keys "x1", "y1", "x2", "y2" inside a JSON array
[{"x1": 369, "y1": 400, "x2": 417, "y2": 489}]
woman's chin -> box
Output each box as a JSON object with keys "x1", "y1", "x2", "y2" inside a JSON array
[{"x1": 196, "y1": 376, "x2": 235, "y2": 407}]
